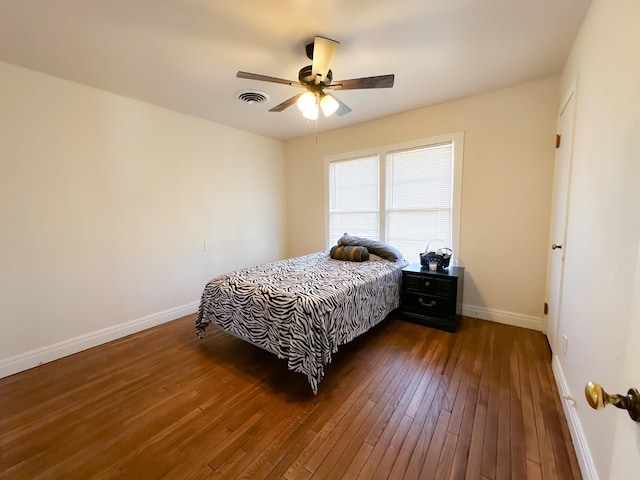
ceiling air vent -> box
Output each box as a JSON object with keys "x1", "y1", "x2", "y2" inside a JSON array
[{"x1": 235, "y1": 90, "x2": 269, "y2": 105}]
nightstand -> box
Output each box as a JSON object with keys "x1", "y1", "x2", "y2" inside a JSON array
[{"x1": 399, "y1": 263, "x2": 464, "y2": 332}]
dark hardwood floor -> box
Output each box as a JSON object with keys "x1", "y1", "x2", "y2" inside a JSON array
[{"x1": 0, "y1": 314, "x2": 581, "y2": 479}]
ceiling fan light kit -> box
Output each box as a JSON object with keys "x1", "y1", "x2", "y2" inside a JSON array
[
  {"x1": 296, "y1": 91, "x2": 316, "y2": 114},
  {"x1": 320, "y1": 94, "x2": 339, "y2": 117},
  {"x1": 237, "y1": 36, "x2": 394, "y2": 121},
  {"x1": 302, "y1": 103, "x2": 319, "y2": 120},
  {"x1": 296, "y1": 91, "x2": 339, "y2": 118}
]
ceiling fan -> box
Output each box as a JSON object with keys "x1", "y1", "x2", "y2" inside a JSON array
[{"x1": 237, "y1": 36, "x2": 395, "y2": 120}]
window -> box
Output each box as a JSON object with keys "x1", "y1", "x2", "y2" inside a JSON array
[
  {"x1": 326, "y1": 132, "x2": 463, "y2": 262},
  {"x1": 328, "y1": 155, "x2": 379, "y2": 241}
]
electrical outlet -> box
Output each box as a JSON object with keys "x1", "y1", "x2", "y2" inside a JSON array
[
  {"x1": 204, "y1": 240, "x2": 212, "y2": 251},
  {"x1": 562, "y1": 334, "x2": 568, "y2": 356}
]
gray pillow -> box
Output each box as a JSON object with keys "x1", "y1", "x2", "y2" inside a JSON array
[{"x1": 337, "y1": 233, "x2": 404, "y2": 261}]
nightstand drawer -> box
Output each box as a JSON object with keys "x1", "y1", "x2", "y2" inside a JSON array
[
  {"x1": 401, "y1": 293, "x2": 455, "y2": 317},
  {"x1": 403, "y1": 273, "x2": 455, "y2": 296}
]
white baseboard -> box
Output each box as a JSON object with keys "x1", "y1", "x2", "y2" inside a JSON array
[
  {"x1": 552, "y1": 354, "x2": 599, "y2": 480},
  {"x1": 462, "y1": 304, "x2": 544, "y2": 331},
  {"x1": 0, "y1": 301, "x2": 199, "y2": 380}
]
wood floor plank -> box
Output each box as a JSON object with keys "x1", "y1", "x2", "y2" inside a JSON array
[
  {"x1": 308, "y1": 399, "x2": 377, "y2": 477},
  {"x1": 340, "y1": 442, "x2": 374, "y2": 479},
  {"x1": 481, "y1": 320, "x2": 504, "y2": 479},
  {"x1": 362, "y1": 341, "x2": 430, "y2": 446},
  {"x1": 0, "y1": 315, "x2": 581, "y2": 480},
  {"x1": 509, "y1": 329, "x2": 528, "y2": 480},
  {"x1": 518, "y1": 328, "x2": 541, "y2": 466},
  {"x1": 386, "y1": 362, "x2": 444, "y2": 477},
  {"x1": 299, "y1": 353, "x2": 406, "y2": 474},
  {"x1": 441, "y1": 327, "x2": 467, "y2": 412},
  {"x1": 496, "y1": 325, "x2": 513, "y2": 480},
  {"x1": 401, "y1": 374, "x2": 446, "y2": 479},
  {"x1": 291, "y1": 327, "x2": 419, "y2": 479},
  {"x1": 279, "y1": 344, "x2": 401, "y2": 479},
  {"x1": 352, "y1": 344, "x2": 437, "y2": 479},
  {"x1": 420, "y1": 409, "x2": 453, "y2": 479},
  {"x1": 435, "y1": 431, "x2": 459, "y2": 479},
  {"x1": 447, "y1": 320, "x2": 483, "y2": 435},
  {"x1": 526, "y1": 458, "x2": 544, "y2": 480},
  {"x1": 404, "y1": 329, "x2": 446, "y2": 419},
  {"x1": 312, "y1": 338, "x2": 427, "y2": 479},
  {"x1": 267, "y1": 365, "x2": 373, "y2": 477},
  {"x1": 449, "y1": 319, "x2": 488, "y2": 479},
  {"x1": 368, "y1": 414, "x2": 414, "y2": 480},
  {"x1": 464, "y1": 322, "x2": 494, "y2": 480},
  {"x1": 524, "y1": 328, "x2": 561, "y2": 480}
]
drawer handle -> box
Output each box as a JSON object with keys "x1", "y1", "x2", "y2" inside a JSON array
[
  {"x1": 418, "y1": 298, "x2": 436, "y2": 307},
  {"x1": 424, "y1": 281, "x2": 431, "y2": 287}
]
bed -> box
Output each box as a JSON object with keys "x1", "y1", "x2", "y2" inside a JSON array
[{"x1": 196, "y1": 249, "x2": 407, "y2": 394}]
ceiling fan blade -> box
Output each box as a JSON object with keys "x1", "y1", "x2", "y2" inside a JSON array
[
  {"x1": 237, "y1": 71, "x2": 303, "y2": 87},
  {"x1": 311, "y1": 36, "x2": 340, "y2": 84},
  {"x1": 327, "y1": 74, "x2": 395, "y2": 90},
  {"x1": 269, "y1": 93, "x2": 303, "y2": 112},
  {"x1": 326, "y1": 93, "x2": 352, "y2": 116}
]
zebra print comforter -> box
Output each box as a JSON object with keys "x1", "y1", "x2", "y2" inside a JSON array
[{"x1": 196, "y1": 251, "x2": 406, "y2": 394}]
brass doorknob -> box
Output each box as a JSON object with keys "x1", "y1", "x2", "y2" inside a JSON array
[
  {"x1": 552, "y1": 243, "x2": 563, "y2": 250},
  {"x1": 584, "y1": 381, "x2": 640, "y2": 422}
]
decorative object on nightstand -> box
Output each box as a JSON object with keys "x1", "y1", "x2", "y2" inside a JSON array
[
  {"x1": 419, "y1": 240, "x2": 452, "y2": 270},
  {"x1": 399, "y1": 263, "x2": 464, "y2": 332}
]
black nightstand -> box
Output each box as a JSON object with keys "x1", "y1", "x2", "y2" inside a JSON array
[{"x1": 399, "y1": 263, "x2": 464, "y2": 332}]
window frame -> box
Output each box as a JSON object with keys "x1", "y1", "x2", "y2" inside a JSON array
[{"x1": 324, "y1": 131, "x2": 464, "y2": 262}]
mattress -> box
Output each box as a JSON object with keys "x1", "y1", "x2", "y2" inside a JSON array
[{"x1": 196, "y1": 251, "x2": 406, "y2": 394}]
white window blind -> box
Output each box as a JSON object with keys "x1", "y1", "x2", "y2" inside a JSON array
[
  {"x1": 386, "y1": 143, "x2": 453, "y2": 259},
  {"x1": 326, "y1": 132, "x2": 462, "y2": 262},
  {"x1": 329, "y1": 155, "x2": 379, "y2": 246}
]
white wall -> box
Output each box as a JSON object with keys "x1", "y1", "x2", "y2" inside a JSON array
[
  {"x1": 285, "y1": 77, "x2": 560, "y2": 329},
  {"x1": 555, "y1": 0, "x2": 640, "y2": 478},
  {"x1": 0, "y1": 61, "x2": 286, "y2": 373}
]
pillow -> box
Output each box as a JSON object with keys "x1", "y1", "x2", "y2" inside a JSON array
[
  {"x1": 330, "y1": 245, "x2": 370, "y2": 262},
  {"x1": 337, "y1": 233, "x2": 403, "y2": 261}
]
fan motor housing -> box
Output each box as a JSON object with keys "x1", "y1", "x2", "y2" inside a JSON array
[{"x1": 298, "y1": 65, "x2": 332, "y2": 87}]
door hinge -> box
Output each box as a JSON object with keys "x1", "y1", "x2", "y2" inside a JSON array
[
  {"x1": 544, "y1": 302, "x2": 549, "y2": 315},
  {"x1": 555, "y1": 134, "x2": 561, "y2": 149}
]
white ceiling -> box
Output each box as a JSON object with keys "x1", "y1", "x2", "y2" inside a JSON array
[{"x1": 0, "y1": 0, "x2": 591, "y2": 142}]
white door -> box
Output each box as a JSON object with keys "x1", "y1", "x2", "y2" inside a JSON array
[
  {"x1": 607, "y1": 241, "x2": 640, "y2": 477},
  {"x1": 546, "y1": 86, "x2": 575, "y2": 354}
]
